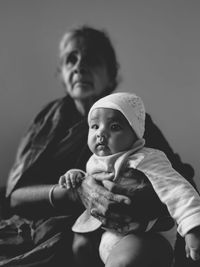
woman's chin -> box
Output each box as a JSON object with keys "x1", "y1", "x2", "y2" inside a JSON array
[{"x1": 71, "y1": 87, "x2": 95, "y2": 100}]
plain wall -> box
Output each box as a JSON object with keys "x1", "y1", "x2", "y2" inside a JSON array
[{"x1": 0, "y1": 0, "x2": 199, "y2": 190}]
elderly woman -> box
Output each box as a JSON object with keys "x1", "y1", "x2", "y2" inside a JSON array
[{"x1": 4, "y1": 26, "x2": 195, "y2": 266}]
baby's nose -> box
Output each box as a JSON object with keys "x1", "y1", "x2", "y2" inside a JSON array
[
  {"x1": 98, "y1": 135, "x2": 105, "y2": 143},
  {"x1": 96, "y1": 132, "x2": 106, "y2": 143}
]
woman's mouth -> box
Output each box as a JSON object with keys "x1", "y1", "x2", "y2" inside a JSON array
[{"x1": 73, "y1": 80, "x2": 93, "y2": 88}]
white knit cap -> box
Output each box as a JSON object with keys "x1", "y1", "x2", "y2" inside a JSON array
[{"x1": 88, "y1": 92, "x2": 146, "y2": 139}]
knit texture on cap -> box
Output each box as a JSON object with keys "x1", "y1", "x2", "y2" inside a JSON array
[{"x1": 88, "y1": 92, "x2": 146, "y2": 138}]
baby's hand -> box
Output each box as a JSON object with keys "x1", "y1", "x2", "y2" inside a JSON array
[
  {"x1": 59, "y1": 169, "x2": 85, "y2": 189},
  {"x1": 185, "y1": 226, "x2": 200, "y2": 261}
]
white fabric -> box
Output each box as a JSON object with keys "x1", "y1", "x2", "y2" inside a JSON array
[
  {"x1": 72, "y1": 139, "x2": 146, "y2": 233},
  {"x1": 132, "y1": 147, "x2": 200, "y2": 237},
  {"x1": 72, "y1": 145, "x2": 200, "y2": 263},
  {"x1": 73, "y1": 146, "x2": 200, "y2": 237},
  {"x1": 99, "y1": 224, "x2": 177, "y2": 264}
]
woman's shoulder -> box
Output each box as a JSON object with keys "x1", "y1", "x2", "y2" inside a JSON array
[
  {"x1": 33, "y1": 96, "x2": 73, "y2": 123},
  {"x1": 144, "y1": 112, "x2": 153, "y2": 127}
]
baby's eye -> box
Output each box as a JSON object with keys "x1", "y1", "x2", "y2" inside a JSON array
[
  {"x1": 90, "y1": 124, "x2": 98, "y2": 130},
  {"x1": 111, "y1": 123, "x2": 122, "y2": 131}
]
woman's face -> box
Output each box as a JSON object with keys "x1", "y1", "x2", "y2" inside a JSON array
[{"x1": 60, "y1": 36, "x2": 113, "y2": 101}]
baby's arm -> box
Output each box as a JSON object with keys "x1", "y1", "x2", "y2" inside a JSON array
[
  {"x1": 59, "y1": 169, "x2": 85, "y2": 189},
  {"x1": 135, "y1": 149, "x2": 200, "y2": 260}
]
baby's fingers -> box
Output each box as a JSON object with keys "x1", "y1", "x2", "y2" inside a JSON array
[
  {"x1": 59, "y1": 175, "x2": 66, "y2": 187},
  {"x1": 189, "y1": 249, "x2": 200, "y2": 261},
  {"x1": 186, "y1": 243, "x2": 200, "y2": 261},
  {"x1": 66, "y1": 180, "x2": 72, "y2": 189},
  {"x1": 66, "y1": 175, "x2": 73, "y2": 189},
  {"x1": 70, "y1": 173, "x2": 82, "y2": 188},
  {"x1": 185, "y1": 244, "x2": 190, "y2": 259},
  {"x1": 185, "y1": 229, "x2": 200, "y2": 261},
  {"x1": 69, "y1": 173, "x2": 76, "y2": 188}
]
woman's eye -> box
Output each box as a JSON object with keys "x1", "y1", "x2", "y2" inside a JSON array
[{"x1": 65, "y1": 53, "x2": 77, "y2": 65}]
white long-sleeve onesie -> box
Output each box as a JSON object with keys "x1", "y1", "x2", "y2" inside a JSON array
[
  {"x1": 132, "y1": 147, "x2": 200, "y2": 237},
  {"x1": 72, "y1": 146, "x2": 200, "y2": 263},
  {"x1": 73, "y1": 146, "x2": 200, "y2": 237}
]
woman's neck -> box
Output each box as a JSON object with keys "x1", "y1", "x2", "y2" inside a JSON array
[{"x1": 74, "y1": 97, "x2": 95, "y2": 116}]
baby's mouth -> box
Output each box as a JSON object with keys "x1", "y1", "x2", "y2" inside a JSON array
[
  {"x1": 96, "y1": 142, "x2": 107, "y2": 150},
  {"x1": 96, "y1": 141, "x2": 111, "y2": 156}
]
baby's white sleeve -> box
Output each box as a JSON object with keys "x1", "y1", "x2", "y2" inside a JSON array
[{"x1": 131, "y1": 149, "x2": 200, "y2": 237}]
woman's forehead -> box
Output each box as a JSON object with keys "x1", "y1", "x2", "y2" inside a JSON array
[
  {"x1": 61, "y1": 36, "x2": 85, "y2": 55},
  {"x1": 61, "y1": 35, "x2": 103, "y2": 58}
]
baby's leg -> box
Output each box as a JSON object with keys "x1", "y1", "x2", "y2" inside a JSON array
[
  {"x1": 99, "y1": 231, "x2": 123, "y2": 263},
  {"x1": 105, "y1": 232, "x2": 174, "y2": 267},
  {"x1": 72, "y1": 232, "x2": 103, "y2": 267}
]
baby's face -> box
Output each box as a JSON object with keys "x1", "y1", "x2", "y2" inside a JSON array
[{"x1": 88, "y1": 108, "x2": 137, "y2": 156}]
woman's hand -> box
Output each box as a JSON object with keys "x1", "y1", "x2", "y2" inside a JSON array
[
  {"x1": 77, "y1": 174, "x2": 131, "y2": 228},
  {"x1": 103, "y1": 169, "x2": 166, "y2": 222},
  {"x1": 77, "y1": 169, "x2": 165, "y2": 229}
]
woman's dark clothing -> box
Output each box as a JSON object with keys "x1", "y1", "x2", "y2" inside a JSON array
[
  {"x1": 6, "y1": 96, "x2": 89, "y2": 197},
  {"x1": 6, "y1": 96, "x2": 194, "y2": 197},
  {"x1": 1, "y1": 95, "x2": 195, "y2": 266}
]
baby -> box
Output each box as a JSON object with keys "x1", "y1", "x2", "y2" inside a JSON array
[{"x1": 59, "y1": 92, "x2": 200, "y2": 266}]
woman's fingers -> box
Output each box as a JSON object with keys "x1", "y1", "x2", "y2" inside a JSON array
[
  {"x1": 91, "y1": 208, "x2": 131, "y2": 230},
  {"x1": 92, "y1": 172, "x2": 114, "y2": 181},
  {"x1": 102, "y1": 180, "x2": 131, "y2": 204},
  {"x1": 78, "y1": 175, "x2": 132, "y2": 227}
]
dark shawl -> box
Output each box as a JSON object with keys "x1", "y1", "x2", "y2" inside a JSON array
[
  {"x1": 1, "y1": 95, "x2": 195, "y2": 266},
  {"x1": 6, "y1": 96, "x2": 194, "y2": 197}
]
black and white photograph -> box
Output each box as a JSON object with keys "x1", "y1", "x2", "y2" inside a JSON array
[{"x1": 0, "y1": 1, "x2": 199, "y2": 266}]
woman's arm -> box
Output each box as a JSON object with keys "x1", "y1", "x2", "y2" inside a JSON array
[
  {"x1": 6, "y1": 98, "x2": 82, "y2": 218},
  {"x1": 6, "y1": 98, "x2": 63, "y2": 198},
  {"x1": 9, "y1": 174, "x2": 132, "y2": 222},
  {"x1": 9, "y1": 184, "x2": 80, "y2": 217},
  {"x1": 76, "y1": 172, "x2": 164, "y2": 229}
]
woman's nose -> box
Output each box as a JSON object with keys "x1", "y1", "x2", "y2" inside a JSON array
[{"x1": 74, "y1": 56, "x2": 88, "y2": 74}]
